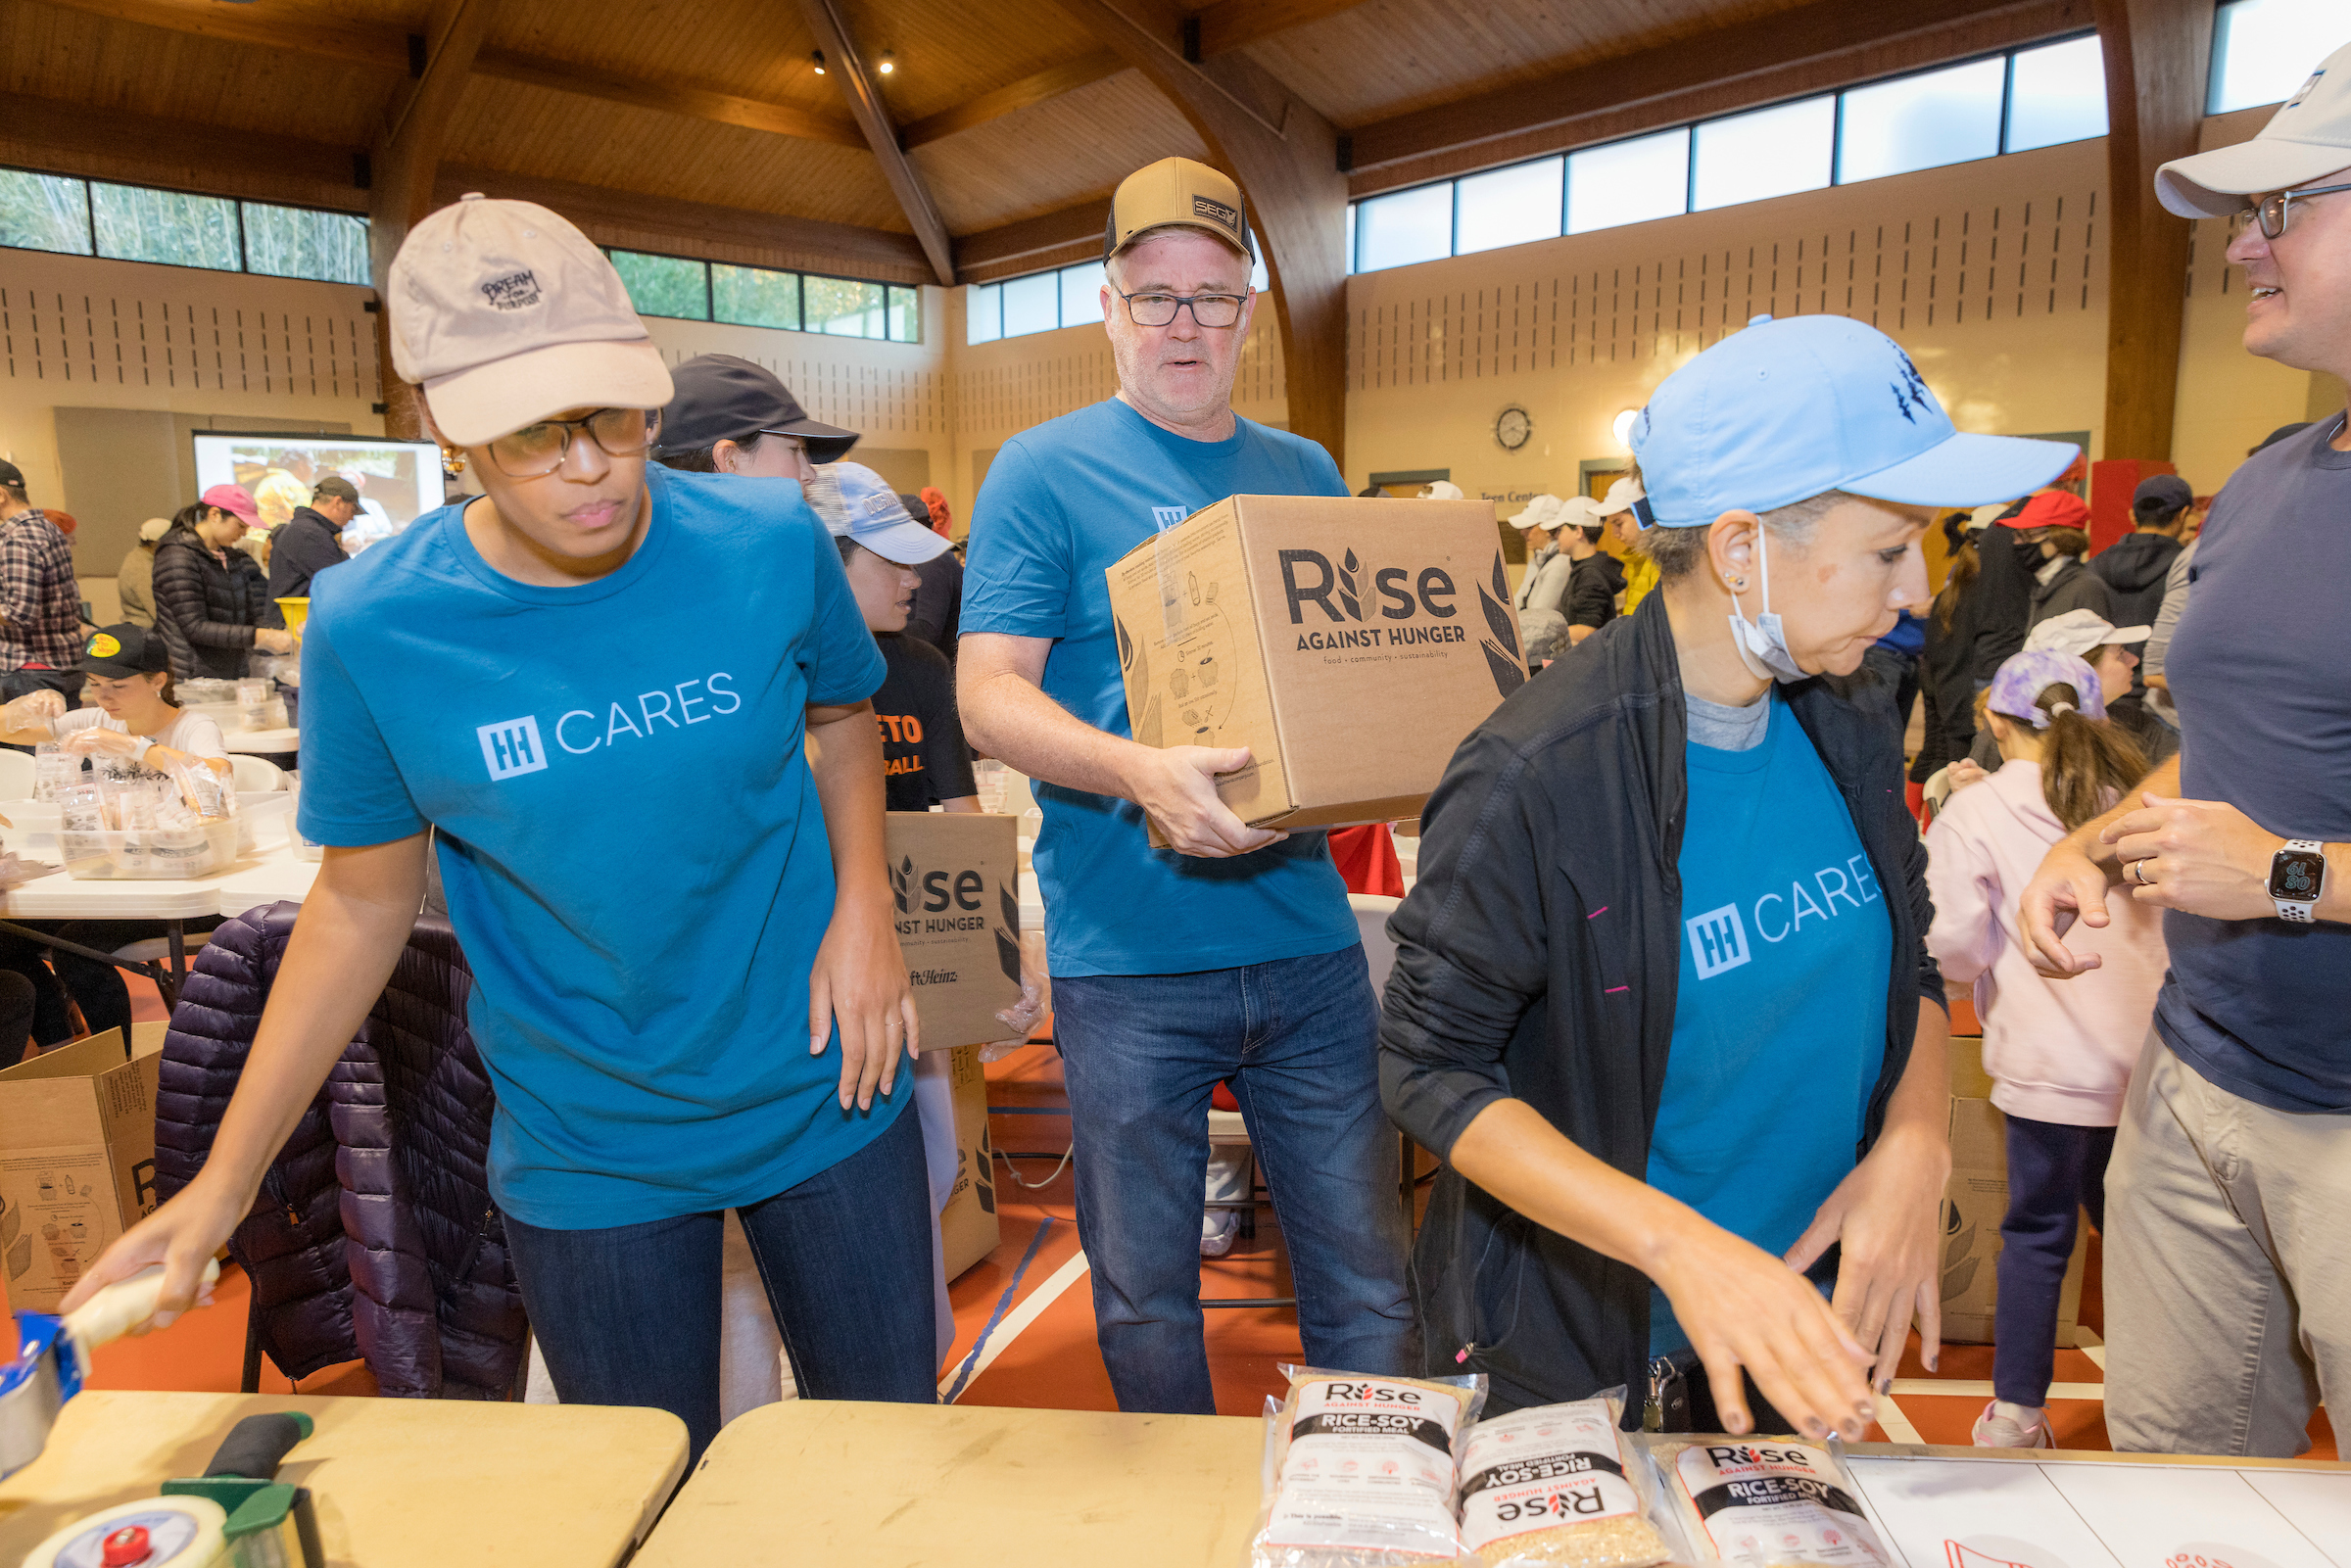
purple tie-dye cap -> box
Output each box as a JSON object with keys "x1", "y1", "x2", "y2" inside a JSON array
[{"x1": 1989, "y1": 647, "x2": 2106, "y2": 730}]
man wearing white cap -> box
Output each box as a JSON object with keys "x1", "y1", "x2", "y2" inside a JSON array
[
  {"x1": 1555, "y1": 496, "x2": 1624, "y2": 645},
  {"x1": 1385, "y1": 313, "x2": 2073, "y2": 1430},
  {"x1": 1599, "y1": 475, "x2": 1658, "y2": 614},
  {"x1": 961, "y1": 157, "x2": 1413, "y2": 1414},
  {"x1": 1510, "y1": 493, "x2": 1567, "y2": 613},
  {"x1": 61, "y1": 194, "x2": 937, "y2": 1461},
  {"x1": 2022, "y1": 41, "x2": 2351, "y2": 1458}
]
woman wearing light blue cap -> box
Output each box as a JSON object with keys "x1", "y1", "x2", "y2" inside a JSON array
[{"x1": 1381, "y1": 313, "x2": 2076, "y2": 1436}]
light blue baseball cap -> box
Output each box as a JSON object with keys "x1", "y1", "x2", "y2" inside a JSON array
[
  {"x1": 806, "y1": 461, "x2": 950, "y2": 565},
  {"x1": 1626, "y1": 314, "x2": 2077, "y2": 529}
]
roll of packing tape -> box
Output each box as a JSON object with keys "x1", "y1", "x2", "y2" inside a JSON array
[{"x1": 22, "y1": 1495, "x2": 228, "y2": 1568}]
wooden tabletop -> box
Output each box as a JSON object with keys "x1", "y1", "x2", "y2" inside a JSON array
[
  {"x1": 0, "y1": 1390, "x2": 688, "y2": 1568},
  {"x1": 634, "y1": 1400, "x2": 1264, "y2": 1568}
]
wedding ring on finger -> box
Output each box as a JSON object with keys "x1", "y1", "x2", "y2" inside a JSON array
[{"x1": 2132, "y1": 859, "x2": 2154, "y2": 885}]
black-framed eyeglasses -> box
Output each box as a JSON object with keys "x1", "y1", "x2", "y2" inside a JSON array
[
  {"x1": 1116, "y1": 287, "x2": 1251, "y2": 329},
  {"x1": 2231, "y1": 181, "x2": 2351, "y2": 241},
  {"x1": 486, "y1": 407, "x2": 660, "y2": 479}
]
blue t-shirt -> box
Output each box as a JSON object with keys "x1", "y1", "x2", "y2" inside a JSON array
[
  {"x1": 297, "y1": 464, "x2": 898, "y2": 1228},
  {"x1": 2160, "y1": 418, "x2": 2351, "y2": 1112},
  {"x1": 961, "y1": 398, "x2": 1359, "y2": 977},
  {"x1": 1647, "y1": 697, "x2": 1893, "y2": 1354}
]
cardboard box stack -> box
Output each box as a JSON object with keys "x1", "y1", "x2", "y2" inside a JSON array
[
  {"x1": 1940, "y1": 1034, "x2": 2087, "y2": 1346},
  {"x1": 1107, "y1": 495, "x2": 1525, "y2": 841},
  {"x1": 0, "y1": 1023, "x2": 168, "y2": 1310}
]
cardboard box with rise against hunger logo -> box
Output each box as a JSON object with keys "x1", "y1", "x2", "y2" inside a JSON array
[
  {"x1": 0, "y1": 1022, "x2": 168, "y2": 1311},
  {"x1": 1108, "y1": 496, "x2": 1525, "y2": 840},
  {"x1": 887, "y1": 810, "x2": 1023, "y2": 1052}
]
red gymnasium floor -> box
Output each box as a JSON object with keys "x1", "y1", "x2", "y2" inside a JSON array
[{"x1": 85, "y1": 990, "x2": 2334, "y2": 1459}]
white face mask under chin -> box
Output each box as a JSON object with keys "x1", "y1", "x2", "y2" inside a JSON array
[{"x1": 1727, "y1": 528, "x2": 1809, "y2": 685}]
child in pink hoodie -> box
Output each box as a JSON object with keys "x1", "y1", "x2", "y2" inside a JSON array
[{"x1": 1926, "y1": 649, "x2": 2168, "y2": 1449}]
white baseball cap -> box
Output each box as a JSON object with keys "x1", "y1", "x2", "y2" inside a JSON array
[
  {"x1": 1554, "y1": 496, "x2": 1607, "y2": 531},
  {"x1": 2157, "y1": 42, "x2": 2351, "y2": 217},
  {"x1": 387, "y1": 194, "x2": 674, "y2": 448},
  {"x1": 1510, "y1": 494, "x2": 1562, "y2": 529},
  {"x1": 2026, "y1": 607, "x2": 2152, "y2": 659},
  {"x1": 1421, "y1": 480, "x2": 1466, "y2": 500},
  {"x1": 1600, "y1": 475, "x2": 1644, "y2": 518},
  {"x1": 803, "y1": 463, "x2": 950, "y2": 566}
]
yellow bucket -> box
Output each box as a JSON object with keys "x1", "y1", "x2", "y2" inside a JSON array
[{"x1": 275, "y1": 597, "x2": 311, "y2": 637}]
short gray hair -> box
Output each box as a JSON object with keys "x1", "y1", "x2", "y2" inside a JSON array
[{"x1": 1638, "y1": 488, "x2": 1855, "y2": 581}]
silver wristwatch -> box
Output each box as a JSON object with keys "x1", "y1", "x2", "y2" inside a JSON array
[{"x1": 2269, "y1": 838, "x2": 2327, "y2": 924}]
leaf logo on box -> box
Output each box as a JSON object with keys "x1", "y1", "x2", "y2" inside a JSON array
[{"x1": 1478, "y1": 553, "x2": 1528, "y2": 700}]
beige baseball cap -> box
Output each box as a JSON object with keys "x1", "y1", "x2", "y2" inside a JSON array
[
  {"x1": 387, "y1": 194, "x2": 674, "y2": 448},
  {"x1": 2157, "y1": 41, "x2": 2351, "y2": 216},
  {"x1": 1103, "y1": 158, "x2": 1255, "y2": 261}
]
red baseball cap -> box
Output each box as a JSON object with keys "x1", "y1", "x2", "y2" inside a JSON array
[{"x1": 1998, "y1": 490, "x2": 2090, "y2": 531}]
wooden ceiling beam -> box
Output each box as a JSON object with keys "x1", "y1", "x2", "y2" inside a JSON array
[
  {"x1": 797, "y1": 0, "x2": 958, "y2": 284},
  {"x1": 900, "y1": 51, "x2": 1125, "y2": 148},
  {"x1": 24, "y1": 0, "x2": 409, "y2": 71},
  {"x1": 1346, "y1": 0, "x2": 2087, "y2": 177},
  {"x1": 469, "y1": 49, "x2": 865, "y2": 149},
  {"x1": 953, "y1": 197, "x2": 1113, "y2": 281},
  {"x1": 1192, "y1": 0, "x2": 1371, "y2": 57}
]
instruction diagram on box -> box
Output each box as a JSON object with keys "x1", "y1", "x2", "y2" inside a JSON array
[
  {"x1": 1846, "y1": 1454, "x2": 2351, "y2": 1568},
  {"x1": 0, "y1": 1147, "x2": 112, "y2": 1294}
]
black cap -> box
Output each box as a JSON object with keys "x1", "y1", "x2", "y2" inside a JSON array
[
  {"x1": 312, "y1": 475, "x2": 360, "y2": 505},
  {"x1": 656, "y1": 355, "x2": 859, "y2": 464},
  {"x1": 80, "y1": 624, "x2": 169, "y2": 678},
  {"x1": 0, "y1": 459, "x2": 22, "y2": 493}
]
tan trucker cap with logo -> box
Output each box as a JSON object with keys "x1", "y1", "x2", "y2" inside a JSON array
[{"x1": 1103, "y1": 157, "x2": 1256, "y2": 261}]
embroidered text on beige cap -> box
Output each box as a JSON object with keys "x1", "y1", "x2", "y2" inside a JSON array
[
  {"x1": 2156, "y1": 41, "x2": 2351, "y2": 216},
  {"x1": 1102, "y1": 157, "x2": 1254, "y2": 261},
  {"x1": 388, "y1": 193, "x2": 674, "y2": 449}
]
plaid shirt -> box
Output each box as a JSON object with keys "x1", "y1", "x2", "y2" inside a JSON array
[{"x1": 0, "y1": 509, "x2": 84, "y2": 671}]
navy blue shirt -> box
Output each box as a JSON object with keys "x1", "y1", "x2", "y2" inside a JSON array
[{"x1": 2159, "y1": 418, "x2": 2351, "y2": 1112}]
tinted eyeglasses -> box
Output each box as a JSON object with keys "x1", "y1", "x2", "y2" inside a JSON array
[
  {"x1": 1116, "y1": 287, "x2": 1250, "y2": 329},
  {"x1": 2230, "y1": 181, "x2": 2351, "y2": 241},
  {"x1": 486, "y1": 407, "x2": 659, "y2": 479}
]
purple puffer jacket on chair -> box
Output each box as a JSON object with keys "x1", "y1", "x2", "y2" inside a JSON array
[{"x1": 154, "y1": 901, "x2": 526, "y2": 1398}]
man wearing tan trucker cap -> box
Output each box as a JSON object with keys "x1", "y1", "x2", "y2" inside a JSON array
[
  {"x1": 2022, "y1": 41, "x2": 2351, "y2": 1457},
  {"x1": 62, "y1": 194, "x2": 937, "y2": 1461},
  {"x1": 961, "y1": 157, "x2": 1415, "y2": 1413}
]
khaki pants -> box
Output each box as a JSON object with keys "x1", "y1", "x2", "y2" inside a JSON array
[{"x1": 2105, "y1": 1030, "x2": 2351, "y2": 1456}]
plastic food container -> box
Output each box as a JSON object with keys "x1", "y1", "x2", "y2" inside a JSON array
[{"x1": 59, "y1": 820, "x2": 240, "y2": 880}]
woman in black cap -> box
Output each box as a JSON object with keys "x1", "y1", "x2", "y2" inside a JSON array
[
  {"x1": 0, "y1": 625, "x2": 231, "y2": 1047},
  {"x1": 651, "y1": 353, "x2": 859, "y2": 481}
]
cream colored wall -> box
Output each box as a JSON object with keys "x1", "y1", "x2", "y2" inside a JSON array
[{"x1": 1343, "y1": 137, "x2": 2112, "y2": 511}]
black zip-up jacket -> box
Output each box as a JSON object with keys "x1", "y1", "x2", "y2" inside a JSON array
[
  {"x1": 263, "y1": 506, "x2": 348, "y2": 626},
  {"x1": 153, "y1": 523, "x2": 270, "y2": 680},
  {"x1": 1566, "y1": 551, "x2": 1626, "y2": 631},
  {"x1": 1378, "y1": 590, "x2": 1944, "y2": 1417}
]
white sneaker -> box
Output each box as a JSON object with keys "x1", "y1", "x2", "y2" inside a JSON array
[
  {"x1": 1200, "y1": 1209, "x2": 1238, "y2": 1258},
  {"x1": 1971, "y1": 1400, "x2": 2052, "y2": 1449}
]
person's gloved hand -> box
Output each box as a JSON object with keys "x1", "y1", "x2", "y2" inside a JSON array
[
  {"x1": 1, "y1": 688, "x2": 65, "y2": 737},
  {"x1": 61, "y1": 726, "x2": 140, "y2": 759}
]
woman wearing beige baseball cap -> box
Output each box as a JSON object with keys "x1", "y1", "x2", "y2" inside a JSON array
[{"x1": 60, "y1": 194, "x2": 938, "y2": 1460}]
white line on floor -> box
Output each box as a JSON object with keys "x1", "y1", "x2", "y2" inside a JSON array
[
  {"x1": 1890, "y1": 1379, "x2": 2103, "y2": 1401},
  {"x1": 1873, "y1": 1395, "x2": 1924, "y2": 1445},
  {"x1": 939, "y1": 1248, "x2": 1092, "y2": 1402}
]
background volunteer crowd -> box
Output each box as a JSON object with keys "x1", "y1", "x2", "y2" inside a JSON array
[{"x1": 34, "y1": 35, "x2": 2351, "y2": 1478}]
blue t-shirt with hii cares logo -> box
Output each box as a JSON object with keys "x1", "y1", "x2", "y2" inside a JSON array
[
  {"x1": 962, "y1": 397, "x2": 1359, "y2": 977},
  {"x1": 1646, "y1": 695, "x2": 1892, "y2": 1355},
  {"x1": 297, "y1": 462, "x2": 895, "y2": 1228}
]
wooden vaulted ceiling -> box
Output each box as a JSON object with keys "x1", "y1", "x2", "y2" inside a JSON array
[{"x1": 1, "y1": 0, "x2": 2093, "y2": 288}]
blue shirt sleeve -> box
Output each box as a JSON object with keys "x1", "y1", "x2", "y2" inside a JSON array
[
  {"x1": 961, "y1": 440, "x2": 1074, "y2": 641},
  {"x1": 294, "y1": 603, "x2": 428, "y2": 846},
  {"x1": 801, "y1": 506, "x2": 888, "y2": 707}
]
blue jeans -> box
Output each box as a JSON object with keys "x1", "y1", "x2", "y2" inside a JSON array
[
  {"x1": 504, "y1": 1105, "x2": 936, "y2": 1462},
  {"x1": 1993, "y1": 1113, "x2": 2114, "y2": 1406},
  {"x1": 1052, "y1": 944, "x2": 1416, "y2": 1413}
]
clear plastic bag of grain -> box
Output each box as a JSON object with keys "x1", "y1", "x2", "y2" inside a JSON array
[
  {"x1": 1457, "y1": 1392, "x2": 1671, "y2": 1568},
  {"x1": 1650, "y1": 1438, "x2": 1891, "y2": 1567},
  {"x1": 1249, "y1": 1366, "x2": 1486, "y2": 1568}
]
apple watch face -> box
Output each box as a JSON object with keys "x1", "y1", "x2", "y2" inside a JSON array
[{"x1": 2269, "y1": 849, "x2": 2326, "y2": 901}]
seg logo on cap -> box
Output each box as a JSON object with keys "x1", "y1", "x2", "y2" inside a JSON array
[
  {"x1": 480, "y1": 270, "x2": 543, "y2": 311},
  {"x1": 1192, "y1": 195, "x2": 1240, "y2": 232}
]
